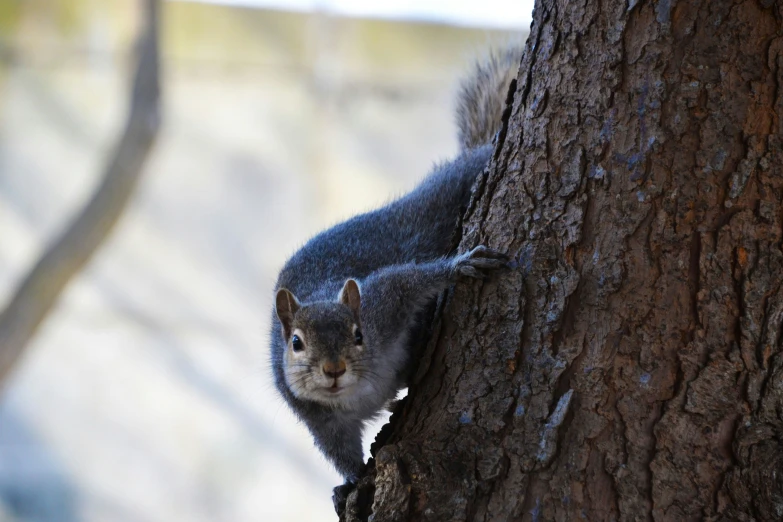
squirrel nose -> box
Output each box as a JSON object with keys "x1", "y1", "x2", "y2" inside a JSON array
[{"x1": 322, "y1": 360, "x2": 346, "y2": 379}]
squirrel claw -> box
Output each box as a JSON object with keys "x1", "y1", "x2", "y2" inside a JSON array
[
  {"x1": 468, "y1": 245, "x2": 509, "y2": 260},
  {"x1": 454, "y1": 245, "x2": 509, "y2": 279}
]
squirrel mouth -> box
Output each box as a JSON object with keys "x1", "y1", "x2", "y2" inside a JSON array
[{"x1": 325, "y1": 382, "x2": 345, "y2": 394}]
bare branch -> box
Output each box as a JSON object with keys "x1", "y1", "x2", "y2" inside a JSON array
[{"x1": 0, "y1": 0, "x2": 161, "y2": 385}]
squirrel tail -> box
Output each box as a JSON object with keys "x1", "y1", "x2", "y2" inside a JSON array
[{"x1": 456, "y1": 45, "x2": 524, "y2": 151}]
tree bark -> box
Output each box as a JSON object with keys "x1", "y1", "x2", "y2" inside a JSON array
[
  {"x1": 343, "y1": 1, "x2": 783, "y2": 520},
  {"x1": 0, "y1": 0, "x2": 161, "y2": 386}
]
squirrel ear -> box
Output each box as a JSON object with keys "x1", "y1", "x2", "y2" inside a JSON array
[
  {"x1": 275, "y1": 288, "x2": 300, "y2": 338},
  {"x1": 338, "y1": 279, "x2": 361, "y2": 318}
]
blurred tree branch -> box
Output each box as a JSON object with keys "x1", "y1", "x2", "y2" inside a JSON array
[{"x1": 0, "y1": 0, "x2": 161, "y2": 386}]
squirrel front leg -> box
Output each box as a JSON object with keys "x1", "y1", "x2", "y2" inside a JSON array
[
  {"x1": 308, "y1": 417, "x2": 364, "y2": 483},
  {"x1": 308, "y1": 418, "x2": 364, "y2": 513},
  {"x1": 360, "y1": 246, "x2": 508, "y2": 345}
]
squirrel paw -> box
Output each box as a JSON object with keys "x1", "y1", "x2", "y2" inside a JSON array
[
  {"x1": 453, "y1": 245, "x2": 509, "y2": 279},
  {"x1": 332, "y1": 481, "x2": 357, "y2": 515}
]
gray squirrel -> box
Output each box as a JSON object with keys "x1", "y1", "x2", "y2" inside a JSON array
[{"x1": 269, "y1": 46, "x2": 522, "y2": 489}]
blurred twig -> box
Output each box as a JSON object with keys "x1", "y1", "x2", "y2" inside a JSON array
[{"x1": 0, "y1": 0, "x2": 161, "y2": 386}]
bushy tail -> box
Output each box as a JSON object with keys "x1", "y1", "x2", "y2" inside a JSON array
[{"x1": 456, "y1": 46, "x2": 524, "y2": 151}]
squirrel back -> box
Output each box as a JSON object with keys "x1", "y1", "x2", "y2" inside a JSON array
[{"x1": 456, "y1": 46, "x2": 523, "y2": 151}]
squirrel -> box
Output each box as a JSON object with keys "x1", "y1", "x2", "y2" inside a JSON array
[{"x1": 269, "y1": 46, "x2": 523, "y2": 491}]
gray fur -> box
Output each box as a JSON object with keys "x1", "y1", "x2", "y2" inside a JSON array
[
  {"x1": 456, "y1": 46, "x2": 524, "y2": 150},
  {"x1": 269, "y1": 48, "x2": 520, "y2": 482}
]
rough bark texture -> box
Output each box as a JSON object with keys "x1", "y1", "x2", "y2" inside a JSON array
[
  {"x1": 0, "y1": 0, "x2": 160, "y2": 386},
  {"x1": 342, "y1": 0, "x2": 783, "y2": 520}
]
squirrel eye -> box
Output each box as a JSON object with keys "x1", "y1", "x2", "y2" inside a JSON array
[
  {"x1": 354, "y1": 329, "x2": 363, "y2": 345},
  {"x1": 291, "y1": 335, "x2": 304, "y2": 352}
]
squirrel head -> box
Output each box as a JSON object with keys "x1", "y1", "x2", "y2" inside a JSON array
[{"x1": 275, "y1": 279, "x2": 368, "y2": 407}]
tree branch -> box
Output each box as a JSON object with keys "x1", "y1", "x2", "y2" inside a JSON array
[{"x1": 0, "y1": 0, "x2": 161, "y2": 385}]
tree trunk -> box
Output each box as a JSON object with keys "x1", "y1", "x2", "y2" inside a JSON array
[{"x1": 342, "y1": 1, "x2": 783, "y2": 520}]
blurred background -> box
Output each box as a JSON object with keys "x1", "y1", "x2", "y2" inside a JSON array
[{"x1": 0, "y1": 0, "x2": 529, "y2": 520}]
